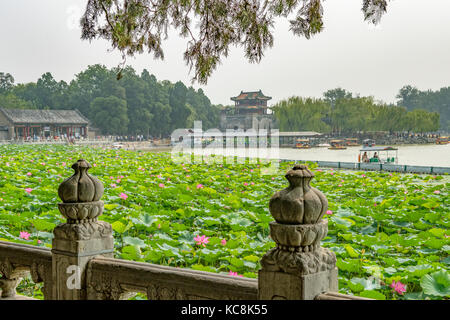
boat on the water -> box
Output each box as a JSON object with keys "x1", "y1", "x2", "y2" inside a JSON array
[
  {"x1": 436, "y1": 136, "x2": 449, "y2": 145},
  {"x1": 344, "y1": 138, "x2": 360, "y2": 146},
  {"x1": 362, "y1": 139, "x2": 375, "y2": 147},
  {"x1": 294, "y1": 139, "x2": 311, "y2": 149},
  {"x1": 328, "y1": 140, "x2": 347, "y2": 150},
  {"x1": 317, "y1": 143, "x2": 331, "y2": 147},
  {"x1": 359, "y1": 146, "x2": 398, "y2": 164}
]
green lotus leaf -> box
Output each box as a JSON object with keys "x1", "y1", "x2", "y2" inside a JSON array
[{"x1": 420, "y1": 270, "x2": 450, "y2": 297}]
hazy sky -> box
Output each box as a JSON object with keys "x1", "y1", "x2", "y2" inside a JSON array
[{"x1": 1, "y1": 0, "x2": 450, "y2": 106}]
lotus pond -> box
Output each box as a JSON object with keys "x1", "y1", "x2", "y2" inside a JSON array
[{"x1": 0, "y1": 144, "x2": 448, "y2": 300}]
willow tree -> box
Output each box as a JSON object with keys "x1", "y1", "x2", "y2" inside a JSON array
[{"x1": 80, "y1": 0, "x2": 390, "y2": 84}]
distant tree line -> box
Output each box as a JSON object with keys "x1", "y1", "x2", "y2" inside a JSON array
[
  {"x1": 0, "y1": 66, "x2": 221, "y2": 137},
  {"x1": 274, "y1": 88, "x2": 441, "y2": 134},
  {"x1": 397, "y1": 85, "x2": 450, "y2": 132}
]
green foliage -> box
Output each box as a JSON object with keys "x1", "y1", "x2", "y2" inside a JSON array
[
  {"x1": 79, "y1": 0, "x2": 389, "y2": 84},
  {"x1": 397, "y1": 85, "x2": 450, "y2": 131},
  {"x1": 273, "y1": 90, "x2": 441, "y2": 133},
  {"x1": 420, "y1": 270, "x2": 450, "y2": 297},
  {"x1": 0, "y1": 145, "x2": 448, "y2": 300},
  {"x1": 0, "y1": 65, "x2": 221, "y2": 136},
  {"x1": 90, "y1": 96, "x2": 129, "y2": 135}
]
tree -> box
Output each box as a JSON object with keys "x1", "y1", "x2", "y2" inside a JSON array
[
  {"x1": 0, "y1": 93, "x2": 36, "y2": 109},
  {"x1": 323, "y1": 88, "x2": 353, "y2": 108},
  {"x1": 90, "y1": 96, "x2": 129, "y2": 134},
  {"x1": 273, "y1": 97, "x2": 331, "y2": 132},
  {"x1": 68, "y1": 64, "x2": 125, "y2": 117},
  {"x1": 169, "y1": 81, "x2": 191, "y2": 131},
  {"x1": 0, "y1": 72, "x2": 14, "y2": 94},
  {"x1": 397, "y1": 85, "x2": 449, "y2": 131},
  {"x1": 119, "y1": 66, "x2": 154, "y2": 135},
  {"x1": 80, "y1": 0, "x2": 390, "y2": 84}
]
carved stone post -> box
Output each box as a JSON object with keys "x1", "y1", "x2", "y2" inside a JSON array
[
  {"x1": 52, "y1": 159, "x2": 113, "y2": 299},
  {"x1": 258, "y1": 164, "x2": 338, "y2": 300}
]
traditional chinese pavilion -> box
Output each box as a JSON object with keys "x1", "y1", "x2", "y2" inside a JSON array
[
  {"x1": 220, "y1": 90, "x2": 276, "y2": 131},
  {"x1": 230, "y1": 90, "x2": 272, "y2": 115}
]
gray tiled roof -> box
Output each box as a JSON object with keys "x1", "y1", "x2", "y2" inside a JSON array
[{"x1": 0, "y1": 108, "x2": 89, "y2": 125}]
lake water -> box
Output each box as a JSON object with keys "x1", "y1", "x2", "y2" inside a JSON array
[{"x1": 189, "y1": 144, "x2": 450, "y2": 167}]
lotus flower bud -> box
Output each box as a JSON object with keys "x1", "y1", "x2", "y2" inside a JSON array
[{"x1": 58, "y1": 159, "x2": 104, "y2": 203}]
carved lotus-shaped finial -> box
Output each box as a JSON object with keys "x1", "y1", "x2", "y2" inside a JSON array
[
  {"x1": 58, "y1": 159, "x2": 104, "y2": 203},
  {"x1": 269, "y1": 164, "x2": 328, "y2": 225}
]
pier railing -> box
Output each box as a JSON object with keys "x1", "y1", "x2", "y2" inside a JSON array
[
  {"x1": 282, "y1": 160, "x2": 450, "y2": 175},
  {"x1": 0, "y1": 160, "x2": 371, "y2": 300}
]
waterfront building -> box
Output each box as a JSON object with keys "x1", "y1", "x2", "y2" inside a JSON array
[
  {"x1": 0, "y1": 108, "x2": 90, "y2": 141},
  {"x1": 220, "y1": 90, "x2": 277, "y2": 132}
]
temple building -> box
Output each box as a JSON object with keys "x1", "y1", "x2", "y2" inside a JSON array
[
  {"x1": 220, "y1": 90, "x2": 277, "y2": 132},
  {"x1": 0, "y1": 108, "x2": 90, "y2": 141}
]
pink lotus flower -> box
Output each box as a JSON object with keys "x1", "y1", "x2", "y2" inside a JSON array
[
  {"x1": 26, "y1": 172, "x2": 32, "y2": 176},
  {"x1": 221, "y1": 239, "x2": 227, "y2": 246},
  {"x1": 110, "y1": 176, "x2": 114, "y2": 179},
  {"x1": 338, "y1": 184, "x2": 342, "y2": 187},
  {"x1": 194, "y1": 235, "x2": 209, "y2": 247},
  {"x1": 37, "y1": 240, "x2": 42, "y2": 244},
  {"x1": 433, "y1": 190, "x2": 440, "y2": 194},
  {"x1": 251, "y1": 182, "x2": 255, "y2": 185},
  {"x1": 330, "y1": 172, "x2": 334, "y2": 175},
  {"x1": 271, "y1": 177, "x2": 275, "y2": 180},
  {"x1": 157, "y1": 224, "x2": 161, "y2": 229},
  {"x1": 116, "y1": 179, "x2": 121, "y2": 183},
  {"x1": 228, "y1": 271, "x2": 243, "y2": 277},
  {"x1": 120, "y1": 175, "x2": 124, "y2": 179},
  {"x1": 326, "y1": 210, "x2": 333, "y2": 215},
  {"x1": 110, "y1": 183, "x2": 117, "y2": 188},
  {"x1": 93, "y1": 163, "x2": 97, "y2": 167},
  {"x1": 119, "y1": 192, "x2": 128, "y2": 200},
  {"x1": 361, "y1": 174, "x2": 366, "y2": 178},
  {"x1": 390, "y1": 280, "x2": 406, "y2": 295},
  {"x1": 374, "y1": 203, "x2": 377, "y2": 207},
  {"x1": 196, "y1": 184, "x2": 203, "y2": 189},
  {"x1": 243, "y1": 182, "x2": 249, "y2": 186},
  {"x1": 19, "y1": 231, "x2": 31, "y2": 240},
  {"x1": 317, "y1": 169, "x2": 322, "y2": 172},
  {"x1": 186, "y1": 175, "x2": 191, "y2": 178},
  {"x1": 159, "y1": 183, "x2": 165, "y2": 188},
  {"x1": 25, "y1": 188, "x2": 32, "y2": 194}
]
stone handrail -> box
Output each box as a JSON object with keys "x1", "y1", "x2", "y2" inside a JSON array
[
  {"x1": 86, "y1": 257, "x2": 258, "y2": 300},
  {"x1": 0, "y1": 241, "x2": 52, "y2": 299},
  {"x1": 0, "y1": 159, "x2": 372, "y2": 300}
]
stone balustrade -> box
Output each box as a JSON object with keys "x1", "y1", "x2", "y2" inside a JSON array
[{"x1": 0, "y1": 159, "x2": 370, "y2": 300}]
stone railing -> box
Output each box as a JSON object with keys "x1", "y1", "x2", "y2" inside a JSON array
[{"x1": 0, "y1": 160, "x2": 371, "y2": 300}]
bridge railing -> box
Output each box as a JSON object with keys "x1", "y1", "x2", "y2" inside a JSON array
[{"x1": 0, "y1": 160, "x2": 370, "y2": 300}]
